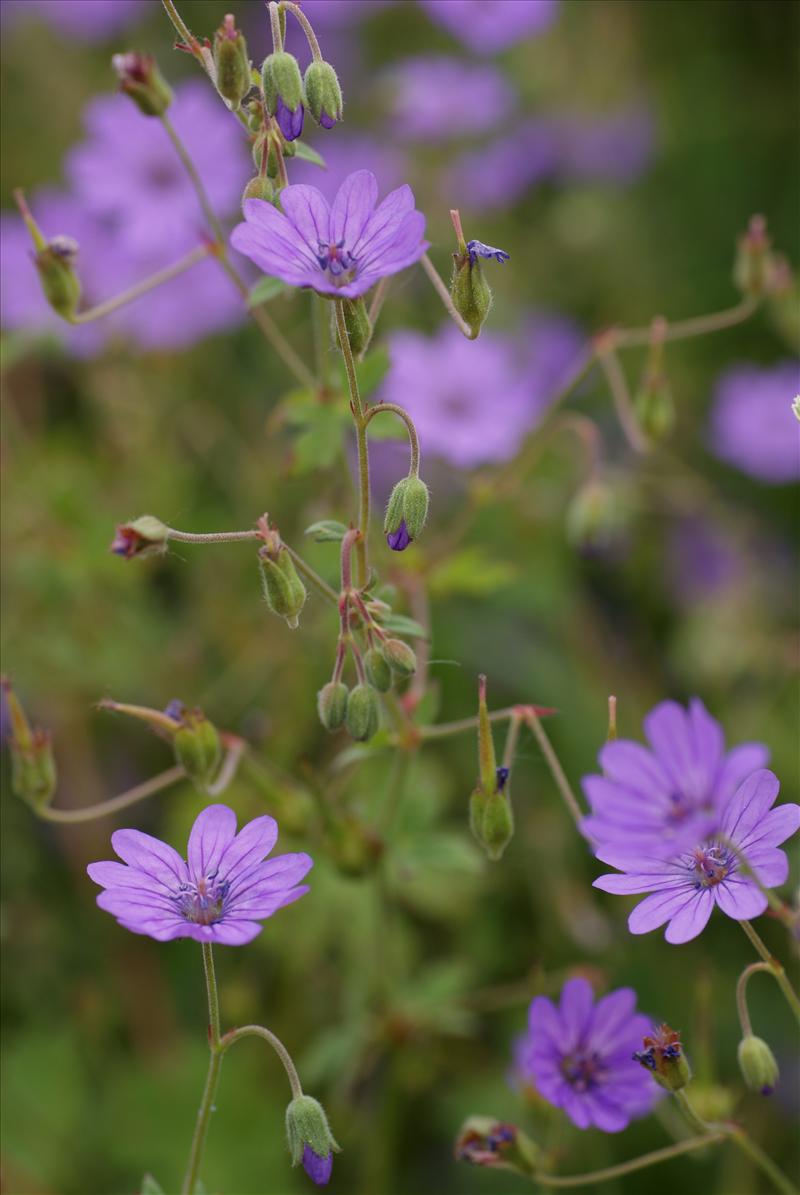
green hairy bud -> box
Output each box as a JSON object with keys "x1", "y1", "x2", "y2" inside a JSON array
[
  {"x1": 285, "y1": 1094, "x2": 340, "y2": 1170},
  {"x1": 262, "y1": 51, "x2": 304, "y2": 115},
  {"x1": 364, "y1": 647, "x2": 392, "y2": 693},
  {"x1": 450, "y1": 252, "x2": 492, "y2": 339},
  {"x1": 172, "y1": 708, "x2": 222, "y2": 790},
  {"x1": 2, "y1": 678, "x2": 57, "y2": 810},
  {"x1": 383, "y1": 476, "x2": 430, "y2": 541},
  {"x1": 345, "y1": 683, "x2": 380, "y2": 742},
  {"x1": 242, "y1": 175, "x2": 275, "y2": 208},
  {"x1": 477, "y1": 789, "x2": 514, "y2": 861},
  {"x1": 16, "y1": 187, "x2": 83, "y2": 320},
  {"x1": 317, "y1": 681, "x2": 349, "y2": 731},
  {"x1": 259, "y1": 544, "x2": 307, "y2": 629},
  {"x1": 112, "y1": 52, "x2": 173, "y2": 117},
  {"x1": 738, "y1": 1035, "x2": 779, "y2": 1095},
  {"x1": 341, "y1": 297, "x2": 372, "y2": 356},
  {"x1": 214, "y1": 15, "x2": 251, "y2": 107},
  {"x1": 304, "y1": 60, "x2": 343, "y2": 128},
  {"x1": 382, "y1": 638, "x2": 417, "y2": 676}
]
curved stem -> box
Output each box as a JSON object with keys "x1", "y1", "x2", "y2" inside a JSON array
[
  {"x1": 268, "y1": 1, "x2": 284, "y2": 53},
  {"x1": 36, "y1": 765, "x2": 185, "y2": 824},
  {"x1": 740, "y1": 920, "x2": 800, "y2": 1025},
  {"x1": 182, "y1": 944, "x2": 224, "y2": 1195},
  {"x1": 614, "y1": 298, "x2": 759, "y2": 348},
  {"x1": 736, "y1": 961, "x2": 774, "y2": 1037},
  {"x1": 596, "y1": 347, "x2": 647, "y2": 453},
  {"x1": 280, "y1": 0, "x2": 323, "y2": 60},
  {"x1": 220, "y1": 1024, "x2": 303, "y2": 1099},
  {"x1": 364, "y1": 403, "x2": 420, "y2": 476},
  {"x1": 417, "y1": 705, "x2": 553, "y2": 741},
  {"x1": 335, "y1": 300, "x2": 369, "y2": 586},
  {"x1": 522, "y1": 708, "x2": 585, "y2": 827},
  {"x1": 161, "y1": 0, "x2": 207, "y2": 68},
  {"x1": 419, "y1": 253, "x2": 472, "y2": 339},
  {"x1": 529, "y1": 1134, "x2": 723, "y2": 1188},
  {"x1": 73, "y1": 246, "x2": 210, "y2": 323}
]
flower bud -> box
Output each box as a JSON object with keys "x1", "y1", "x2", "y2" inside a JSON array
[
  {"x1": 455, "y1": 1117, "x2": 538, "y2": 1177},
  {"x1": 450, "y1": 251, "x2": 492, "y2": 340},
  {"x1": 382, "y1": 638, "x2": 417, "y2": 676},
  {"x1": 477, "y1": 788, "x2": 514, "y2": 861},
  {"x1": 110, "y1": 515, "x2": 170, "y2": 560},
  {"x1": 738, "y1": 1035, "x2": 779, "y2": 1096},
  {"x1": 172, "y1": 706, "x2": 222, "y2": 791},
  {"x1": 565, "y1": 479, "x2": 617, "y2": 552},
  {"x1": 262, "y1": 51, "x2": 305, "y2": 141},
  {"x1": 242, "y1": 175, "x2": 275, "y2": 208},
  {"x1": 214, "y1": 15, "x2": 251, "y2": 108},
  {"x1": 16, "y1": 191, "x2": 83, "y2": 321},
  {"x1": 341, "y1": 297, "x2": 372, "y2": 356},
  {"x1": 285, "y1": 1094, "x2": 339, "y2": 1185},
  {"x1": 259, "y1": 543, "x2": 307, "y2": 629},
  {"x1": 345, "y1": 683, "x2": 380, "y2": 742},
  {"x1": 733, "y1": 214, "x2": 775, "y2": 298},
  {"x1": 112, "y1": 52, "x2": 173, "y2": 117},
  {"x1": 384, "y1": 476, "x2": 429, "y2": 550},
  {"x1": 364, "y1": 648, "x2": 392, "y2": 693},
  {"x1": 634, "y1": 1024, "x2": 691, "y2": 1092},
  {"x1": 2, "y1": 678, "x2": 57, "y2": 810},
  {"x1": 304, "y1": 60, "x2": 343, "y2": 129},
  {"x1": 317, "y1": 681, "x2": 349, "y2": 732}
]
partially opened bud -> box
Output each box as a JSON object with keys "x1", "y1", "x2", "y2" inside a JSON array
[
  {"x1": 2, "y1": 678, "x2": 57, "y2": 810},
  {"x1": 214, "y1": 15, "x2": 251, "y2": 107},
  {"x1": 345, "y1": 683, "x2": 380, "y2": 742},
  {"x1": 285, "y1": 1095, "x2": 340, "y2": 1186},
  {"x1": 304, "y1": 60, "x2": 343, "y2": 129},
  {"x1": 738, "y1": 1035, "x2": 779, "y2": 1096},
  {"x1": 172, "y1": 706, "x2": 222, "y2": 790},
  {"x1": 364, "y1": 648, "x2": 392, "y2": 693},
  {"x1": 384, "y1": 476, "x2": 429, "y2": 550},
  {"x1": 112, "y1": 52, "x2": 173, "y2": 116},
  {"x1": 455, "y1": 1117, "x2": 538, "y2": 1177},
  {"x1": 262, "y1": 51, "x2": 305, "y2": 141},
  {"x1": 110, "y1": 515, "x2": 170, "y2": 560},
  {"x1": 317, "y1": 681, "x2": 349, "y2": 731}
]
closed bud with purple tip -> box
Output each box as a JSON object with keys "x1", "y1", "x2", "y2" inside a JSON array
[
  {"x1": 738, "y1": 1035, "x2": 779, "y2": 1096},
  {"x1": 110, "y1": 515, "x2": 169, "y2": 560},
  {"x1": 384, "y1": 475, "x2": 429, "y2": 550},
  {"x1": 112, "y1": 52, "x2": 173, "y2": 117},
  {"x1": 262, "y1": 51, "x2": 305, "y2": 141},
  {"x1": 285, "y1": 1094, "x2": 340, "y2": 1186},
  {"x1": 304, "y1": 60, "x2": 343, "y2": 129}
]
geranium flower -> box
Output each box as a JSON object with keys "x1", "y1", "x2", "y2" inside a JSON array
[
  {"x1": 593, "y1": 770, "x2": 800, "y2": 944},
  {"x1": 709, "y1": 361, "x2": 800, "y2": 484},
  {"x1": 230, "y1": 169, "x2": 427, "y2": 299},
  {"x1": 88, "y1": 804, "x2": 312, "y2": 945},
  {"x1": 581, "y1": 698, "x2": 769, "y2": 860},
  {"x1": 514, "y1": 978, "x2": 659, "y2": 1132}
]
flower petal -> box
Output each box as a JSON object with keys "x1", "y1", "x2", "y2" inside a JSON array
[
  {"x1": 217, "y1": 814, "x2": 279, "y2": 885},
  {"x1": 593, "y1": 870, "x2": 677, "y2": 895},
  {"x1": 208, "y1": 919, "x2": 265, "y2": 946},
  {"x1": 627, "y1": 885, "x2": 693, "y2": 935},
  {"x1": 527, "y1": 994, "x2": 561, "y2": 1044},
  {"x1": 663, "y1": 888, "x2": 715, "y2": 944},
  {"x1": 715, "y1": 741, "x2": 770, "y2": 803},
  {"x1": 737, "y1": 802, "x2": 800, "y2": 852},
  {"x1": 231, "y1": 199, "x2": 321, "y2": 279},
  {"x1": 188, "y1": 804, "x2": 237, "y2": 880},
  {"x1": 87, "y1": 859, "x2": 165, "y2": 892},
  {"x1": 595, "y1": 740, "x2": 672, "y2": 799},
  {"x1": 330, "y1": 170, "x2": 378, "y2": 249},
  {"x1": 110, "y1": 828, "x2": 188, "y2": 888},
  {"x1": 351, "y1": 183, "x2": 415, "y2": 259},
  {"x1": 589, "y1": 987, "x2": 636, "y2": 1050},
  {"x1": 558, "y1": 977, "x2": 594, "y2": 1049},
  {"x1": 720, "y1": 769, "x2": 780, "y2": 842},
  {"x1": 714, "y1": 877, "x2": 769, "y2": 921},
  {"x1": 228, "y1": 852, "x2": 313, "y2": 904},
  {"x1": 279, "y1": 184, "x2": 331, "y2": 252}
]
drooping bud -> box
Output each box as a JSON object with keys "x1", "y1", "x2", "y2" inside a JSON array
[
  {"x1": 341, "y1": 297, "x2": 372, "y2": 356},
  {"x1": 110, "y1": 515, "x2": 170, "y2": 560},
  {"x1": 214, "y1": 15, "x2": 251, "y2": 107},
  {"x1": 634, "y1": 316, "x2": 674, "y2": 442},
  {"x1": 364, "y1": 648, "x2": 392, "y2": 693},
  {"x1": 345, "y1": 683, "x2": 380, "y2": 742},
  {"x1": 317, "y1": 681, "x2": 349, "y2": 731},
  {"x1": 383, "y1": 475, "x2": 430, "y2": 550},
  {"x1": 454, "y1": 1117, "x2": 538, "y2": 1178},
  {"x1": 565, "y1": 478, "x2": 618, "y2": 552},
  {"x1": 304, "y1": 60, "x2": 343, "y2": 129},
  {"x1": 634, "y1": 1024, "x2": 691, "y2": 1092},
  {"x1": 733, "y1": 214, "x2": 775, "y2": 299},
  {"x1": 171, "y1": 705, "x2": 222, "y2": 791},
  {"x1": 262, "y1": 51, "x2": 305, "y2": 141},
  {"x1": 112, "y1": 52, "x2": 173, "y2": 117},
  {"x1": 382, "y1": 638, "x2": 417, "y2": 677},
  {"x1": 15, "y1": 190, "x2": 82, "y2": 321},
  {"x1": 285, "y1": 1095, "x2": 340, "y2": 1185},
  {"x1": 258, "y1": 532, "x2": 307, "y2": 630},
  {"x1": 738, "y1": 1035, "x2": 779, "y2": 1096},
  {"x1": 2, "y1": 678, "x2": 57, "y2": 810},
  {"x1": 242, "y1": 175, "x2": 275, "y2": 208}
]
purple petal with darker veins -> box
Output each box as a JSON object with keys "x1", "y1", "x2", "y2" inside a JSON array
[
  {"x1": 627, "y1": 885, "x2": 693, "y2": 934},
  {"x1": 740, "y1": 805, "x2": 800, "y2": 852},
  {"x1": 664, "y1": 888, "x2": 715, "y2": 943},
  {"x1": 110, "y1": 828, "x2": 188, "y2": 888},
  {"x1": 720, "y1": 769, "x2": 780, "y2": 842},
  {"x1": 188, "y1": 803, "x2": 237, "y2": 880},
  {"x1": 279, "y1": 184, "x2": 331, "y2": 252},
  {"x1": 714, "y1": 877, "x2": 768, "y2": 922},
  {"x1": 330, "y1": 169, "x2": 378, "y2": 249},
  {"x1": 715, "y1": 742, "x2": 770, "y2": 803},
  {"x1": 387, "y1": 519, "x2": 411, "y2": 551},
  {"x1": 302, "y1": 1145, "x2": 333, "y2": 1185},
  {"x1": 215, "y1": 814, "x2": 279, "y2": 885}
]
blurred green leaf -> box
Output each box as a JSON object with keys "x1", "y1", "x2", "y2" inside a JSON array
[
  {"x1": 294, "y1": 142, "x2": 326, "y2": 167},
  {"x1": 305, "y1": 519, "x2": 349, "y2": 542},
  {"x1": 247, "y1": 276, "x2": 288, "y2": 307},
  {"x1": 379, "y1": 613, "x2": 429, "y2": 639},
  {"x1": 429, "y1": 546, "x2": 517, "y2": 598},
  {"x1": 141, "y1": 1176, "x2": 165, "y2": 1195}
]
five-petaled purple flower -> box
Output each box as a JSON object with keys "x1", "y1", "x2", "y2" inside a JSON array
[
  {"x1": 231, "y1": 169, "x2": 428, "y2": 299},
  {"x1": 514, "y1": 978, "x2": 659, "y2": 1132},
  {"x1": 593, "y1": 770, "x2": 800, "y2": 944},
  {"x1": 87, "y1": 804, "x2": 312, "y2": 945},
  {"x1": 581, "y1": 698, "x2": 769, "y2": 860}
]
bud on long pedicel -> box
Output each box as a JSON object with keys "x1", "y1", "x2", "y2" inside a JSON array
[
  {"x1": 285, "y1": 1095, "x2": 340, "y2": 1186},
  {"x1": 172, "y1": 706, "x2": 222, "y2": 791},
  {"x1": 738, "y1": 1035, "x2": 779, "y2": 1095},
  {"x1": 110, "y1": 515, "x2": 170, "y2": 560},
  {"x1": 2, "y1": 678, "x2": 57, "y2": 809},
  {"x1": 214, "y1": 15, "x2": 251, "y2": 107},
  {"x1": 112, "y1": 52, "x2": 173, "y2": 117},
  {"x1": 262, "y1": 51, "x2": 305, "y2": 141},
  {"x1": 384, "y1": 476, "x2": 430, "y2": 550},
  {"x1": 16, "y1": 190, "x2": 82, "y2": 321},
  {"x1": 317, "y1": 681, "x2": 349, "y2": 731},
  {"x1": 345, "y1": 684, "x2": 380, "y2": 742},
  {"x1": 304, "y1": 60, "x2": 343, "y2": 129}
]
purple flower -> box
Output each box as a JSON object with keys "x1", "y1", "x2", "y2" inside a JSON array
[
  {"x1": 231, "y1": 170, "x2": 427, "y2": 299},
  {"x1": 386, "y1": 519, "x2": 411, "y2": 552},
  {"x1": 420, "y1": 0, "x2": 559, "y2": 54},
  {"x1": 514, "y1": 978, "x2": 659, "y2": 1131},
  {"x1": 582, "y1": 699, "x2": 769, "y2": 861},
  {"x1": 555, "y1": 105, "x2": 655, "y2": 184},
  {"x1": 2, "y1": 0, "x2": 144, "y2": 40},
  {"x1": 467, "y1": 239, "x2": 509, "y2": 264},
  {"x1": 302, "y1": 1145, "x2": 333, "y2": 1186},
  {"x1": 709, "y1": 362, "x2": 800, "y2": 484},
  {"x1": 384, "y1": 57, "x2": 515, "y2": 140},
  {"x1": 665, "y1": 518, "x2": 744, "y2": 607},
  {"x1": 593, "y1": 771, "x2": 800, "y2": 944},
  {"x1": 376, "y1": 315, "x2": 582, "y2": 468},
  {"x1": 446, "y1": 119, "x2": 558, "y2": 210},
  {"x1": 87, "y1": 804, "x2": 312, "y2": 945}
]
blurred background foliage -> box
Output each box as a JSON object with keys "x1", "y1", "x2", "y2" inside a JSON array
[{"x1": 1, "y1": 1, "x2": 798, "y2": 1193}]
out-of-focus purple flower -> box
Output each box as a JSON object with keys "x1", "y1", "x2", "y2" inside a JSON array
[
  {"x1": 420, "y1": 0, "x2": 559, "y2": 53},
  {"x1": 467, "y1": 239, "x2": 509, "y2": 264},
  {"x1": 385, "y1": 56, "x2": 515, "y2": 140},
  {"x1": 376, "y1": 316, "x2": 581, "y2": 469},
  {"x1": 709, "y1": 361, "x2": 800, "y2": 484},
  {"x1": 387, "y1": 519, "x2": 412, "y2": 552},
  {"x1": 555, "y1": 106, "x2": 655, "y2": 184},
  {"x1": 594, "y1": 771, "x2": 800, "y2": 944},
  {"x1": 302, "y1": 1145, "x2": 333, "y2": 1185},
  {"x1": 289, "y1": 135, "x2": 408, "y2": 201},
  {"x1": 582, "y1": 699, "x2": 769, "y2": 861},
  {"x1": 666, "y1": 519, "x2": 744, "y2": 607},
  {"x1": 2, "y1": 0, "x2": 145, "y2": 41},
  {"x1": 231, "y1": 169, "x2": 427, "y2": 299},
  {"x1": 446, "y1": 119, "x2": 558, "y2": 210},
  {"x1": 67, "y1": 81, "x2": 248, "y2": 257},
  {"x1": 514, "y1": 977, "x2": 659, "y2": 1131},
  {"x1": 88, "y1": 803, "x2": 312, "y2": 945}
]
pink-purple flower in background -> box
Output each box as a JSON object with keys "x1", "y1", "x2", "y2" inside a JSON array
[
  {"x1": 88, "y1": 804, "x2": 312, "y2": 945},
  {"x1": 514, "y1": 978, "x2": 659, "y2": 1131},
  {"x1": 289, "y1": 134, "x2": 408, "y2": 201},
  {"x1": 420, "y1": 0, "x2": 559, "y2": 53},
  {"x1": 709, "y1": 361, "x2": 800, "y2": 484},
  {"x1": 231, "y1": 169, "x2": 427, "y2": 298},
  {"x1": 581, "y1": 698, "x2": 769, "y2": 861},
  {"x1": 593, "y1": 770, "x2": 800, "y2": 944},
  {"x1": 385, "y1": 57, "x2": 515, "y2": 140},
  {"x1": 2, "y1": 0, "x2": 145, "y2": 41}
]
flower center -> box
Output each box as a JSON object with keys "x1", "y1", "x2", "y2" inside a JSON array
[
  {"x1": 174, "y1": 872, "x2": 230, "y2": 925},
  {"x1": 691, "y1": 842, "x2": 732, "y2": 888},
  {"x1": 561, "y1": 1049, "x2": 606, "y2": 1093},
  {"x1": 316, "y1": 239, "x2": 357, "y2": 284}
]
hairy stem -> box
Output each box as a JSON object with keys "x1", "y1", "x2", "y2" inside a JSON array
[
  {"x1": 168, "y1": 527, "x2": 261, "y2": 544},
  {"x1": 740, "y1": 920, "x2": 800, "y2": 1025},
  {"x1": 73, "y1": 246, "x2": 211, "y2": 323},
  {"x1": 280, "y1": 0, "x2": 323, "y2": 60},
  {"x1": 419, "y1": 252, "x2": 472, "y2": 339},
  {"x1": 220, "y1": 1024, "x2": 303, "y2": 1099},
  {"x1": 268, "y1": 1, "x2": 284, "y2": 53},
  {"x1": 736, "y1": 961, "x2": 774, "y2": 1037},
  {"x1": 36, "y1": 765, "x2": 185, "y2": 824},
  {"x1": 182, "y1": 944, "x2": 224, "y2": 1195},
  {"x1": 364, "y1": 402, "x2": 420, "y2": 475},
  {"x1": 335, "y1": 299, "x2": 369, "y2": 586}
]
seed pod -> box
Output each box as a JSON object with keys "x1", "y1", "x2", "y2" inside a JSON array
[
  {"x1": 317, "y1": 681, "x2": 349, "y2": 731},
  {"x1": 345, "y1": 683, "x2": 380, "y2": 742},
  {"x1": 382, "y1": 638, "x2": 417, "y2": 676},
  {"x1": 304, "y1": 60, "x2": 343, "y2": 128},
  {"x1": 450, "y1": 252, "x2": 492, "y2": 339},
  {"x1": 364, "y1": 648, "x2": 392, "y2": 693},
  {"x1": 2, "y1": 679, "x2": 57, "y2": 810}
]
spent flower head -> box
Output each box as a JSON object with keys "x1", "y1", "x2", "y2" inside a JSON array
[{"x1": 88, "y1": 804, "x2": 312, "y2": 944}]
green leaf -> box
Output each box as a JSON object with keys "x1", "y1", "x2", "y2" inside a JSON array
[
  {"x1": 356, "y1": 345, "x2": 390, "y2": 396},
  {"x1": 141, "y1": 1177, "x2": 165, "y2": 1195},
  {"x1": 291, "y1": 406, "x2": 349, "y2": 473},
  {"x1": 429, "y1": 546, "x2": 517, "y2": 598},
  {"x1": 294, "y1": 142, "x2": 326, "y2": 167},
  {"x1": 247, "y1": 275, "x2": 288, "y2": 307},
  {"x1": 305, "y1": 519, "x2": 348, "y2": 543},
  {"x1": 379, "y1": 613, "x2": 429, "y2": 640}
]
